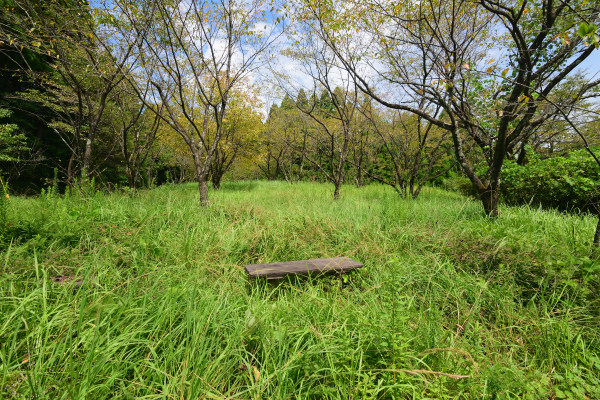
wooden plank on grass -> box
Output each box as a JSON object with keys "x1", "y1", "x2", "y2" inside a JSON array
[{"x1": 245, "y1": 257, "x2": 363, "y2": 280}]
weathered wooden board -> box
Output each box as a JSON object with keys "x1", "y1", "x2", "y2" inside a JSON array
[{"x1": 245, "y1": 257, "x2": 363, "y2": 280}]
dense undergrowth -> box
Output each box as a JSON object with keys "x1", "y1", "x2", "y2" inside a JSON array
[
  {"x1": 501, "y1": 149, "x2": 600, "y2": 213},
  {"x1": 1, "y1": 181, "x2": 599, "y2": 399}
]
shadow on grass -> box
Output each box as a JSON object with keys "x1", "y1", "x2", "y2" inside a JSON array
[
  {"x1": 0, "y1": 220, "x2": 81, "y2": 252},
  {"x1": 245, "y1": 270, "x2": 367, "y2": 298},
  {"x1": 0, "y1": 222, "x2": 40, "y2": 249}
]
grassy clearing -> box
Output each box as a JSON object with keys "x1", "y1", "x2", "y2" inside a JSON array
[{"x1": 1, "y1": 181, "x2": 599, "y2": 399}]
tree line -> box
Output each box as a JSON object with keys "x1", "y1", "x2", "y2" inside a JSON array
[{"x1": 1, "y1": 0, "x2": 599, "y2": 219}]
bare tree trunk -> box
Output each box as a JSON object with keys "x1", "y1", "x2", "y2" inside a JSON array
[
  {"x1": 146, "y1": 164, "x2": 153, "y2": 188},
  {"x1": 211, "y1": 172, "x2": 223, "y2": 190},
  {"x1": 480, "y1": 186, "x2": 499, "y2": 218},
  {"x1": 198, "y1": 175, "x2": 209, "y2": 207},
  {"x1": 333, "y1": 162, "x2": 346, "y2": 201},
  {"x1": 67, "y1": 152, "x2": 76, "y2": 187},
  {"x1": 593, "y1": 204, "x2": 600, "y2": 257},
  {"x1": 516, "y1": 141, "x2": 527, "y2": 165},
  {"x1": 126, "y1": 166, "x2": 135, "y2": 189},
  {"x1": 333, "y1": 181, "x2": 341, "y2": 200}
]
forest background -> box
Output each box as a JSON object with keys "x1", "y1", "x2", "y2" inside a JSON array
[{"x1": 0, "y1": 0, "x2": 600, "y2": 221}]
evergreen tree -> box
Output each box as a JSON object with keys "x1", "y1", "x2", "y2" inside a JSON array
[
  {"x1": 319, "y1": 89, "x2": 334, "y2": 114},
  {"x1": 280, "y1": 94, "x2": 295, "y2": 110},
  {"x1": 296, "y1": 89, "x2": 308, "y2": 109}
]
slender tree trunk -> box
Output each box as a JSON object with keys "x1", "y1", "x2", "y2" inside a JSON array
[
  {"x1": 412, "y1": 184, "x2": 422, "y2": 200},
  {"x1": 281, "y1": 159, "x2": 290, "y2": 183},
  {"x1": 593, "y1": 206, "x2": 600, "y2": 256},
  {"x1": 480, "y1": 186, "x2": 499, "y2": 218},
  {"x1": 355, "y1": 153, "x2": 364, "y2": 187},
  {"x1": 126, "y1": 166, "x2": 135, "y2": 189},
  {"x1": 67, "y1": 152, "x2": 76, "y2": 187},
  {"x1": 146, "y1": 162, "x2": 154, "y2": 188},
  {"x1": 211, "y1": 172, "x2": 222, "y2": 190},
  {"x1": 333, "y1": 182, "x2": 341, "y2": 200},
  {"x1": 198, "y1": 175, "x2": 209, "y2": 207},
  {"x1": 516, "y1": 142, "x2": 527, "y2": 165},
  {"x1": 333, "y1": 164, "x2": 346, "y2": 201},
  {"x1": 83, "y1": 136, "x2": 93, "y2": 179},
  {"x1": 296, "y1": 154, "x2": 306, "y2": 183}
]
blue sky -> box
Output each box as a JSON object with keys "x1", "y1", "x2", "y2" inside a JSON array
[{"x1": 579, "y1": 49, "x2": 600, "y2": 76}]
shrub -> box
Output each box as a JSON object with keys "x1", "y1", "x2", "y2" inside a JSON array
[
  {"x1": 501, "y1": 149, "x2": 600, "y2": 213},
  {"x1": 442, "y1": 175, "x2": 479, "y2": 197}
]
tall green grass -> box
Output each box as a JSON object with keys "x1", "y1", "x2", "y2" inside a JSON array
[{"x1": 1, "y1": 181, "x2": 599, "y2": 399}]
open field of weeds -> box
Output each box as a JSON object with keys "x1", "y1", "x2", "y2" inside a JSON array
[{"x1": 1, "y1": 181, "x2": 599, "y2": 399}]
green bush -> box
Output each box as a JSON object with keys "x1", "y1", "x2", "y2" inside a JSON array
[
  {"x1": 501, "y1": 149, "x2": 600, "y2": 213},
  {"x1": 442, "y1": 175, "x2": 479, "y2": 197}
]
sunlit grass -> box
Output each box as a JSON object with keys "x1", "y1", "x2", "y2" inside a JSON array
[{"x1": 1, "y1": 181, "x2": 599, "y2": 398}]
